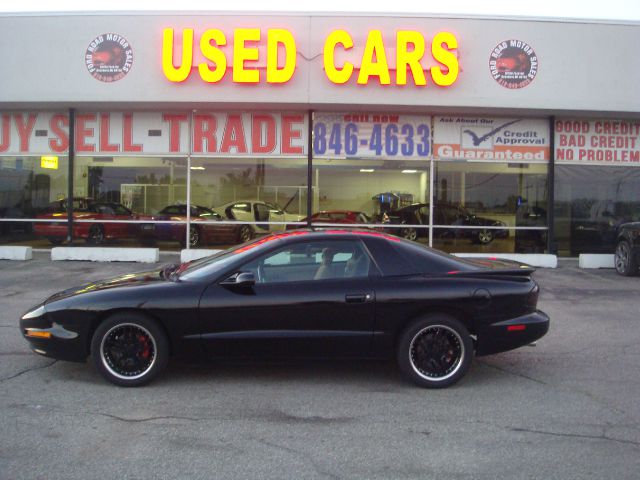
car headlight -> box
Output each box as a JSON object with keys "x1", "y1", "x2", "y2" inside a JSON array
[{"x1": 22, "y1": 304, "x2": 46, "y2": 320}]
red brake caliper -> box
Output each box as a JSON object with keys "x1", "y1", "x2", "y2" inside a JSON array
[{"x1": 138, "y1": 335, "x2": 151, "y2": 359}]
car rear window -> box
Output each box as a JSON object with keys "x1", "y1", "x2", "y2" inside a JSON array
[
  {"x1": 363, "y1": 236, "x2": 479, "y2": 276},
  {"x1": 394, "y1": 240, "x2": 481, "y2": 274},
  {"x1": 362, "y1": 237, "x2": 420, "y2": 277}
]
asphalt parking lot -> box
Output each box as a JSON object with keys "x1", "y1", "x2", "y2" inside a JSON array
[{"x1": 1, "y1": 253, "x2": 639, "y2": 480}]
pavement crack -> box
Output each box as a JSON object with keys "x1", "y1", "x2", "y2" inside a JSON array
[
  {"x1": 476, "y1": 359, "x2": 547, "y2": 385},
  {"x1": 253, "y1": 437, "x2": 341, "y2": 480},
  {"x1": 90, "y1": 412, "x2": 201, "y2": 423},
  {"x1": 0, "y1": 360, "x2": 58, "y2": 382},
  {"x1": 509, "y1": 426, "x2": 640, "y2": 447}
]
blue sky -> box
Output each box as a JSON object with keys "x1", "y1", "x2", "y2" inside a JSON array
[{"x1": 2, "y1": 0, "x2": 640, "y2": 21}]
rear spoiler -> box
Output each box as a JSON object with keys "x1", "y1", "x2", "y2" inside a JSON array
[
  {"x1": 448, "y1": 257, "x2": 536, "y2": 277},
  {"x1": 447, "y1": 267, "x2": 535, "y2": 278}
]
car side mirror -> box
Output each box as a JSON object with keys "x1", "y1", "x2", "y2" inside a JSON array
[{"x1": 221, "y1": 271, "x2": 255, "y2": 287}]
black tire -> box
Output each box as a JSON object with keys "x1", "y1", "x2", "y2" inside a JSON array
[
  {"x1": 401, "y1": 227, "x2": 418, "y2": 241},
  {"x1": 87, "y1": 224, "x2": 105, "y2": 245},
  {"x1": 238, "y1": 225, "x2": 254, "y2": 243},
  {"x1": 615, "y1": 240, "x2": 639, "y2": 276},
  {"x1": 91, "y1": 312, "x2": 169, "y2": 387},
  {"x1": 476, "y1": 229, "x2": 494, "y2": 245},
  {"x1": 397, "y1": 314, "x2": 473, "y2": 388},
  {"x1": 48, "y1": 237, "x2": 64, "y2": 245}
]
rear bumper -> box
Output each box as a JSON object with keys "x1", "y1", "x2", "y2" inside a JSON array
[{"x1": 475, "y1": 310, "x2": 550, "y2": 356}]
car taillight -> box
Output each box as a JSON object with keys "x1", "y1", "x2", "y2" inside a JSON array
[{"x1": 527, "y1": 283, "x2": 539, "y2": 310}]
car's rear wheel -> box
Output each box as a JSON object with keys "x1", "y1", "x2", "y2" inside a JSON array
[
  {"x1": 91, "y1": 312, "x2": 169, "y2": 387},
  {"x1": 477, "y1": 229, "x2": 494, "y2": 244},
  {"x1": 401, "y1": 227, "x2": 418, "y2": 241},
  {"x1": 87, "y1": 224, "x2": 105, "y2": 244},
  {"x1": 397, "y1": 314, "x2": 473, "y2": 388},
  {"x1": 48, "y1": 237, "x2": 64, "y2": 245},
  {"x1": 615, "y1": 240, "x2": 639, "y2": 276},
  {"x1": 187, "y1": 225, "x2": 201, "y2": 248}
]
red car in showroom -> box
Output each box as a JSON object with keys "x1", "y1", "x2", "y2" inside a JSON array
[
  {"x1": 301, "y1": 210, "x2": 371, "y2": 225},
  {"x1": 34, "y1": 198, "x2": 138, "y2": 245},
  {"x1": 139, "y1": 204, "x2": 253, "y2": 248}
]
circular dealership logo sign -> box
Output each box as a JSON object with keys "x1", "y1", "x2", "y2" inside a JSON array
[
  {"x1": 85, "y1": 33, "x2": 133, "y2": 82},
  {"x1": 489, "y1": 39, "x2": 538, "y2": 89}
]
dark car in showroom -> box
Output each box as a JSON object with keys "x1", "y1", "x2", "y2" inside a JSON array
[
  {"x1": 614, "y1": 222, "x2": 640, "y2": 276},
  {"x1": 20, "y1": 229, "x2": 549, "y2": 388},
  {"x1": 384, "y1": 202, "x2": 508, "y2": 244},
  {"x1": 33, "y1": 198, "x2": 139, "y2": 245},
  {"x1": 139, "y1": 204, "x2": 253, "y2": 248}
]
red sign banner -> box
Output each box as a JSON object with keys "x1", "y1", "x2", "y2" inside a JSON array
[
  {"x1": 0, "y1": 112, "x2": 308, "y2": 156},
  {"x1": 555, "y1": 119, "x2": 640, "y2": 165}
]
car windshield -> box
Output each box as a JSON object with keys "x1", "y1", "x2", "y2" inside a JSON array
[{"x1": 178, "y1": 235, "x2": 287, "y2": 281}]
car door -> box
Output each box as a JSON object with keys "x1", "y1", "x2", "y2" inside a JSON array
[
  {"x1": 198, "y1": 239, "x2": 377, "y2": 359},
  {"x1": 253, "y1": 202, "x2": 271, "y2": 232}
]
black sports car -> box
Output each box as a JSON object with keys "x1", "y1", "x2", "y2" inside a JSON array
[
  {"x1": 20, "y1": 230, "x2": 549, "y2": 388},
  {"x1": 384, "y1": 203, "x2": 508, "y2": 244}
]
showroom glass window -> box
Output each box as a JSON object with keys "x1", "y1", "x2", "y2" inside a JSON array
[
  {"x1": 553, "y1": 118, "x2": 640, "y2": 256},
  {"x1": 432, "y1": 116, "x2": 550, "y2": 254},
  {"x1": 189, "y1": 112, "x2": 308, "y2": 246},
  {"x1": 311, "y1": 113, "x2": 431, "y2": 241},
  {"x1": 0, "y1": 112, "x2": 69, "y2": 246},
  {"x1": 72, "y1": 112, "x2": 188, "y2": 249}
]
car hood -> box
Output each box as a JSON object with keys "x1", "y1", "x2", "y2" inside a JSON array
[
  {"x1": 283, "y1": 213, "x2": 305, "y2": 222},
  {"x1": 467, "y1": 215, "x2": 502, "y2": 226},
  {"x1": 44, "y1": 268, "x2": 167, "y2": 304}
]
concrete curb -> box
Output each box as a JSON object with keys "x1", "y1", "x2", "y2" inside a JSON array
[
  {"x1": 453, "y1": 253, "x2": 558, "y2": 268},
  {"x1": 181, "y1": 249, "x2": 222, "y2": 263},
  {"x1": 51, "y1": 247, "x2": 159, "y2": 263},
  {"x1": 0, "y1": 246, "x2": 33, "y2": 260},
  {"x1": 578, "y1": 254, "x2": 614, "y2": 269}
]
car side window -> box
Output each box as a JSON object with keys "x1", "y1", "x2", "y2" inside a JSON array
[
  {"x1": 112, "y1": 204, "x2": 131, "y2": 216},
  {"x1": 240, "y1": 240, "x2": 371, "y2": 284},
  {"x1": 254, "y1": 203, "x2": 270, "y2": 222},
  {"x1": 232, "y1": 203, "x2": 251, "y2": 213},
  {"x1": 96, "y1": 205, "x2": 115, "y2": 215}
]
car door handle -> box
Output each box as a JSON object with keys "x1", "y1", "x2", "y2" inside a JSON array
[{"x1": 345, "y1": 293, "x2": 373, "y2": 303}]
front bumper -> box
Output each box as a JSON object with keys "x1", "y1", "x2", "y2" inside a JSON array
[
  {"x1": 475, "y1": 310, "x2": 550, "y2": 356},
  {"x1": 20, "y1": 314, "x2": 89, "y2": 362}
]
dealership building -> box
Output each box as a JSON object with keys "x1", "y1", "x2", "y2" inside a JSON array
[{"x1": 0, "y1": 11, "x2": 638, "y2": 260}]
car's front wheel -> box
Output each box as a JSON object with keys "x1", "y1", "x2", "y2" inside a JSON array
[
  {"x1": 615, "y1": 240, "x2": 639, "y2": 276},
  {"x1": 91, "y1": 312, "x2": 169, "y2": 387},
  {"x1": 397, "y1": 314, "x2": 473, "y2": 388},
  {"x1": 87, "y1": 224, "x2": 105, "y2": 244},
  {"x1": 238, "y1": 224, "x2": 254, "y2": 243}
]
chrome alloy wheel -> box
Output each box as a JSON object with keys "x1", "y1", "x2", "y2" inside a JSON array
[
  {"x1": 239, "y1": 225, "x2": 253, "y2": 242},
  {"x1": 100, "y1": 323, "x2": 157, "y2": 381},
  {"x1": 408, "y1": 324, "x2": 465, "y2": 382},
  {"x1": 478, "y1": 229, "x2": 494, "y2": 244}
]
